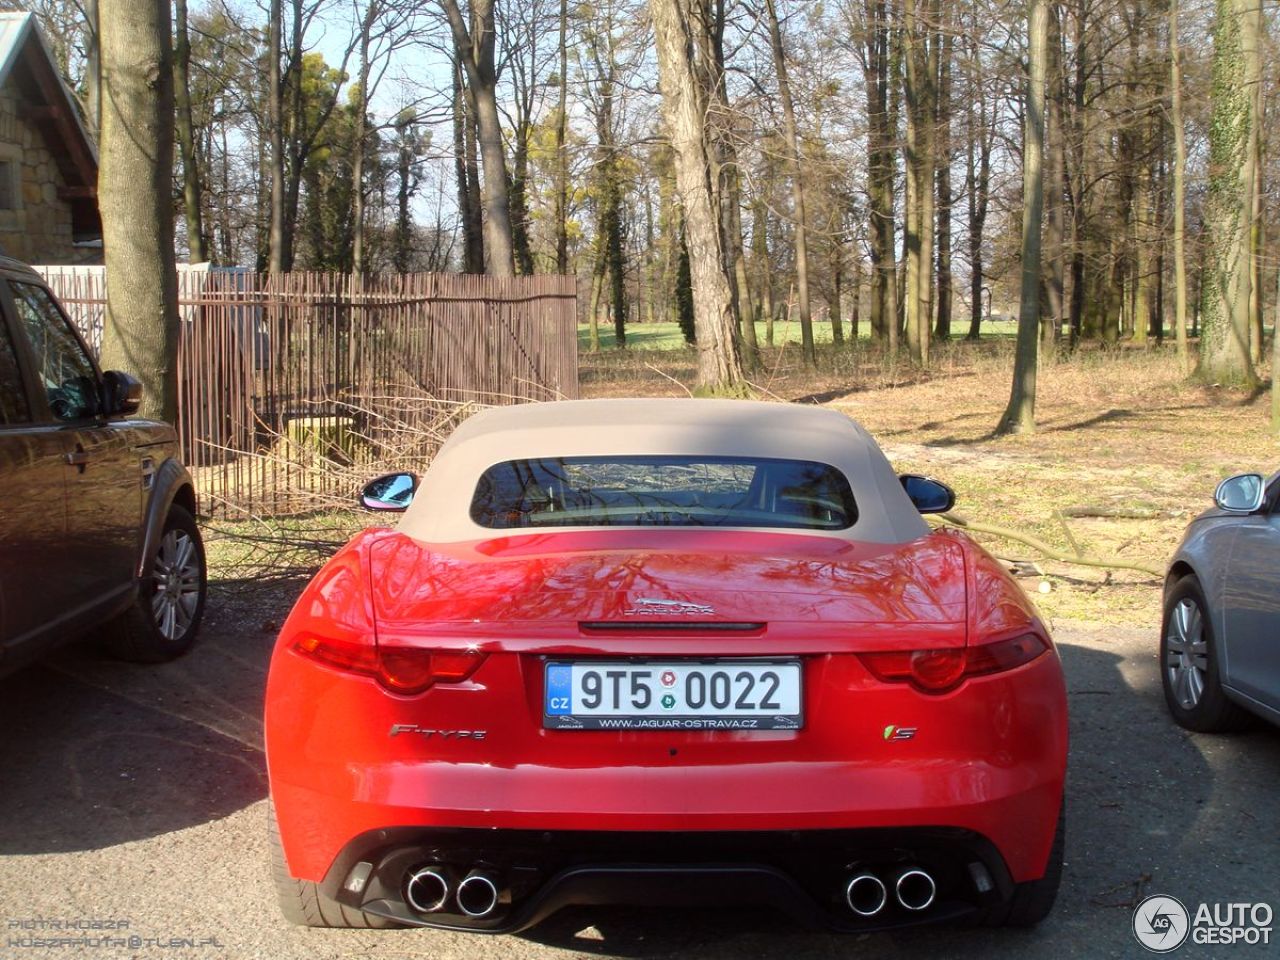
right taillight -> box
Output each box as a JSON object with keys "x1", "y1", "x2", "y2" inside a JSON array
[
  {"x1": 859, "y1": 632, "x2": 1049, "y2": 694},
  {"x1": 961, "y1": 633, "x2": 1049, "y2": 678}
]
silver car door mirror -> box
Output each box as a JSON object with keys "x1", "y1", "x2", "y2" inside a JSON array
[{"x1": 1214, "y1": 473, "x2": 1265, "y2": 513}]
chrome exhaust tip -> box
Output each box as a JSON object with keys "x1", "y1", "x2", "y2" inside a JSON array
[
  {"x1": 844, "y1": 872, "x2": 888, "y2": 917},
  {"x1": 404, "y1": 866, "x2": 450, "y2": 913},
  {"x1": 456, "y1": 870, "x2": 501, "y2": 918},
  {"x1": 895, "y1": 868, "x2": 937, "y2": 911}
]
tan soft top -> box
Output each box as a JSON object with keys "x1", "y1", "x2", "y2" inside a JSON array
[{"x1": 398, "y1": 398, "x2": 929, "y2": 544}]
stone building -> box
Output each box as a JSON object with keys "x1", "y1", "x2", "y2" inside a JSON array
[{"x1": 0, "y1": 12, "x2": 100, "y2": 265}]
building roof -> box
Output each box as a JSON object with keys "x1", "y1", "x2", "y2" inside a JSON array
[
  {"x1": 400, "y1": 399, "x2": 930, "y2": 545},
  {"x1": 0, "y1": 12, "x2": 100, "y2": 241}
]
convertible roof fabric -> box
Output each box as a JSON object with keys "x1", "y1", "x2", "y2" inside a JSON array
[{"x1": 399, "y1": 399, "x2": 930, "y2": 545}]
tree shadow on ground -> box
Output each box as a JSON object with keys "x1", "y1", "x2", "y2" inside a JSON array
[{"x1": 0, "y1": 576, "x2": 306, "y2": 855}]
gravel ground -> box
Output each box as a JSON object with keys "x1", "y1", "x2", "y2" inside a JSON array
[{"x1": 2, "y1": 579, "x2": 1278, "y2": 960}]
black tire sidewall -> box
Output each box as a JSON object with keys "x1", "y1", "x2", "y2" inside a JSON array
[
  {"x1": 138, "y1": 505, "x2": 207, "y2": 656},
  {"x1": 1160, "y1": 575, "x2": 1233, "y2": 730}
]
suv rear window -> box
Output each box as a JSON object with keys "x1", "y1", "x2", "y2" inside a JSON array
[{"x1": 470, "y1": 456, "x2": 857, "y2": 530}]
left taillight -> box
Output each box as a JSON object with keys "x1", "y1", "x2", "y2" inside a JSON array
[
  {"x1": 293, "y1": 633, "x2": 486, "y2": 695},
  {"x1": 858, "y1": 632, "x2": 1049, "y2": 694}
]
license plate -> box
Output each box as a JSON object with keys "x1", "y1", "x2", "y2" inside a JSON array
[{"x1": 543, "y1": 660, "x2": 802, "y2": 730}]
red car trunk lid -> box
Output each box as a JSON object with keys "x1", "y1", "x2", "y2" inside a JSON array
[{"x1": 369, "y1": 529, "x2": 967, "y2": 653}]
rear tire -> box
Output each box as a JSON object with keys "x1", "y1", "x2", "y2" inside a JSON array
[
  {"x1": 268, "y1": 800, "x2": 399, "y2": 928},
  {"x1": 978, "y1": 799, "x2": 1063, "y2": 927},
  {"x1": 100, "y1": 505, "x2": 206, "y2": 663}
]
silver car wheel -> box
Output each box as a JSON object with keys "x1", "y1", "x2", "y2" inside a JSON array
[
  {"x1": 1165, "y1": 597, "x2": 1208, "y2": 710},
  {"x1": 151, "y1": 528, "x2": 202, "y2": 641}
]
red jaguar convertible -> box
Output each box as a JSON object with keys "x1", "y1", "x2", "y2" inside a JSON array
[{"x1": 265, "y1": 399, "x2": 1067, "y2": 933}]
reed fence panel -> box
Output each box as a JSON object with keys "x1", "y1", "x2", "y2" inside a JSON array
[{"x1": 38, "y1": 268, "x2": 579, "y2": 517}]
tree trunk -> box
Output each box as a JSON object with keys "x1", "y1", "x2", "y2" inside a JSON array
[
  {"x1": 997, "y1": 0, "x2": 1048, "y2": 435},
  {"x1": 965, "y1": 51, "x2": 992, "y2": 341},
  {"x1": 84, "y1": 0, "x2": 101, "y2": 138},
  {"x1": 651, "y1": 0, "x2": 746, "y2": 393},
  {"x1": 587, "y1": 234, "x2": 605, "y2": 352},
  {"x1": 98, "y1": 0, "x2": 179, "y2": 424},
  {"x1": 267, "y1": 0, "x2": 285, "y2": 273},
  {"x1": 831, "y1": 246, "x2": 844, "y2": 346},
  {"x1": 764, "y1": 0, "x2": 814, "y2": 367},
  {"x1": 861, "y1": 0, "x2": 896, "y2": 347},
  {"x1": 605, "y1": 186, "x2": 626, "y2": 347},
  {"x1": 751, "y1": 198, "x2": 775, "y2": 347},
  {"x1": 1041, "y1": 4, "x2": 1065, "y2": 348},
  {"x1": 1248, "y1": 40, "x2": 1264, "y2": 364},
  {"x1": 511, "y1": 121, "x2": 534, "y2": 275},
  {"x1": 933, "y1": 27, "x2": 952, "y2": 343},
  {"x1": 173, "y1": 0, "x2": 207, "y2": 263},
  {"x1": 441, "y1": 0, "x2": 515, "y2": 277},
  {"x1": 281, "y1": 0, "x2": 303, "y2": 270},
  {"x1": 902, "y1": 0, "x2": 937, "y2": 366},
  {"x1": 1273, "y1": 263, "x2": 1280, "y2": 431},
  {"x1": 554, "y1": 0, "x2": 569, "y2": 273},
  {"x1": 727, "y1": 166, "x2": 759, "y2": 367},
  {"x1": 351, "y1": 1, "x2": 376, "y2": 274},
  {"x1": 850, "y1": 256, "x2": 862, "y2": 341},
  {"x1": 1198, "y1": 0, "x2": 1259, "y2": 386},
  {"x1": 395, "y1": 125, "x2": 413, "y2": 272},
  {"x1": 453, "y1": 60, "x2": 484, "y2": 274}
]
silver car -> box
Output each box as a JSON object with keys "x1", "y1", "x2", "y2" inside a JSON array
[{"x1": 1162, "y1": 472, "x2": 1280, "y2": 731}]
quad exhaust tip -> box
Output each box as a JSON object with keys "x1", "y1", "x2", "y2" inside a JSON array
[
  {"x1": 895, "y1": 868, "x2": 937, "y2": 912},
  {"x1": 456, "y1": 870, "x2": 501, "y2": 918},
  {"x1": 405, "y1": 867, "x2": 450, "y2": 914},
  {"x1": 844, "y1": 873, "x2": 888, "y2": 917}
]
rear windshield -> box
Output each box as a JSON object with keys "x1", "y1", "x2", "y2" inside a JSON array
[{"x1": 470, "y1": 456, "x2": 857, "y2": 530}]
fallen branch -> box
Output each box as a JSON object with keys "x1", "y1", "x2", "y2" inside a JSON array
[
  {"x1": 1060, "y1": 505, "x2": 1174, "y2": 520},
  {"x1": 933, "y1": 512, "x2": 1164, "y2": 578}
]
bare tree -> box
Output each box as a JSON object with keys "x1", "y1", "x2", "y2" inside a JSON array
[
  {"x1": 1169, "y1": 0, "x2": 1189, "y2": 374},
  {"x1": 441, "y1": 0, "x2": 516, "y2": 276},
  {"x1": 97, "y1": 0, "x2": 179, "y2": 423},
  {"x1": 763, "y1": 0, "x2": 815, "y2": 367},
  {"x1": 350, "y1": 0, "x2": 420, "y2": 273},
  {"x1": 267, "y1": 0, "x2": 286, "y2": 272},
  {"x1": 174, "y1": 0, "x2": 208, "y2": 262},
  {"x1": 997, "y1": 0, "x2": 1048, "y2": 435},
  {"x1": 651, "y1": 0, "x2": 747, "y2": 393},
  {"x1": 554, "y1": 0, "x2": 570, "y2": 272},
  {"x1": 1197, "y1": 0, "x2": 1260, "y2": 386}
]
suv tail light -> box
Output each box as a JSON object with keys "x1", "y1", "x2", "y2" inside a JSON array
[
  {"x1": 293, "y1": 633, "x2": 486, "y2": 695},
  {"x1": 858, "y1": 632, "x2": 1049, "y2": 694}
]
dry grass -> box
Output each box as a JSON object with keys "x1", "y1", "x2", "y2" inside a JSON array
[{"x1": 583, "y1": 337, "x2": 1278, "y2": 629}]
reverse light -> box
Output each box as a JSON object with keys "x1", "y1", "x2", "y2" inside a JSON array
[
  {"x1": 293, "y1": 634, "x2": 486, "y2": 695},
  {"x1": 859, "y1": 632, "x2": 1049, "y2": 694}
]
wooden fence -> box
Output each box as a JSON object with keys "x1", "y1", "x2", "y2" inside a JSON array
[{"x1": 38, "y1": 268, "x2": 579, "y2": 517}]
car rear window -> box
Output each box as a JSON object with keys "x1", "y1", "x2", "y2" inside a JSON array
[{"x1": 470, "y1": 456, "x2": 857, "y2": 530}]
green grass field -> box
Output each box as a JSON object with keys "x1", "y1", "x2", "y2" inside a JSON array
[{"x1": 578, "y1": 318, "x2": 1023, "y2": 351}]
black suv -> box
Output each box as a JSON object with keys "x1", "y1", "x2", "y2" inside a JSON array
[{"x1": 0, "y1": 256, "x2": 206, "y2": 677}]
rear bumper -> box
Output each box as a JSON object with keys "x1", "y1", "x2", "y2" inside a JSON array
[
  {"x1": 267, "y1": 639, "x2": 1067, "y2": 929},
  {"x1": 310, "y1": 825, "x2": 1022, "y2": 933},
  {"x1": 268, "y1": 652, "x2": 1067, "y2": 884}
]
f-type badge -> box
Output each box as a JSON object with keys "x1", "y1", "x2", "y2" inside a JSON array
[
  {"x1": 624, "y1": 597, "x2": 716, "y2": 617},
  {"x1": 389, "y1": 725, "x2": 487, "y2": 740}
]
